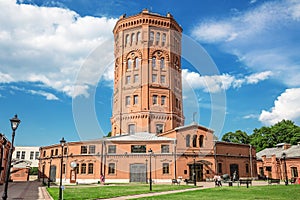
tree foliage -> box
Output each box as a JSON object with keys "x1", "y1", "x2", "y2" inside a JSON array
[
  {"x1": 221, "y1": 119, "x2": 300, "y2": 152},
  {"x1": 221, "y1": 130, "x2": 250, "y2": 144}
]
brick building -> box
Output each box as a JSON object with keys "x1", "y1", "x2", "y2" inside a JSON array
[
  {"x1": 0, "y1": 133, "x2": 12, "y2": 184},
  {"x1": 39, "y1": 10, "x2": 257, "y2": 184},
  {"x1": 257, "y1": 143, "x2": 300, "y2": 180}
]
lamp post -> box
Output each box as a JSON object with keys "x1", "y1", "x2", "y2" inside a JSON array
[
  {"x1": 145, "y1": 159, "x2": 148, "y2": 184},
  {"x1": 148, "y1": 148, "x2": 153, "y2": 191},
  {"x1": 193, "y1": 152, "x2": 196, "y2": 186},
  {"x1": 2, "y1": 114, "x2": 21, "y2": 200},
  {"x1": 48, "y1": 157, "x2": 52, "y2": 188},
  {"x1": 282, "y1": 152, "x2": 288, "y2": 185},
  {"x1": 59, "y1": 137, "x2": 66, "y2": 200}
]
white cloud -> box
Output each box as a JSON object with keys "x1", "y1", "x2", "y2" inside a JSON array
[
  {"x1": 191, "y1": 0, "x2": 300, "y2": 88},
  {"x1": 0, "y1": 0, "x2": 117, "y2": 98},
  {"x1": 10, "y1": 85, "x2": 59, "y2": 100},
  {"x1": 182, "y1": 69, "x2": 271, "y2": 93},
  {"x1": 259, "y1": 88, "x2": 300, "y2": 125}
]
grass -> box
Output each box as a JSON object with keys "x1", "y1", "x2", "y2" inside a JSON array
[
  {"x1": 137, "y1": 184, "x2": 300, "y2": 200},
  {"x1": 46, "y1": 183, "x2": 194, "y2": 200}
]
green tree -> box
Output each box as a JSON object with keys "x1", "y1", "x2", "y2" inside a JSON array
[
  {"x1": 250, "y1": 120, "x2": 300, "y2": 152},
  {"x1": 221, "y1": 130, "x2": 250, "y2": 144}
]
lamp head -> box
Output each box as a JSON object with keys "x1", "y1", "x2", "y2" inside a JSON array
[
  {"x1": 148, "y1": 148, "x2": 153, "y2": 153},
  {"x1": 282, "y1": 152, "x2": 286, "y2": 159},
  {"x1": 60, "y1": 137, "x2": 66, "y2": 147},
  {"x1": 10, "y1": 114, "x2": 21, "y2": 131}
]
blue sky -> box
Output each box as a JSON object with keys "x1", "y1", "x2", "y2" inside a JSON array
[{"x1": 0, "y1": 0, "x2": 300, "y2": 146}]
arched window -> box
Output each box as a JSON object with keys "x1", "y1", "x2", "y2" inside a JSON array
[
  {"x1": 135, "y1": 57, "x2": 139, "y2": 69},
  {"x1": 160, "y1": 58, "x2": 165, "y2": 69},
  {"x1": 125, "y1": 34, "x2": 129, "y2": 46},
  {"x1": 192, "y1": 135, "x2": 197, "y2": 147},
  {"x1": 127, "y1": 59, "x2": 132, "y2": 70},
  {"x1": 88, "y1": 163, "x2": 93, "y2": 174},
  {"x1": 150, "y1": 31, "x2": 154, "y2": 42},
  {"x1": 156, "y1": 32, "x2": 160, "y2": 45},
  {"x1": 162, "y1": 33, "x2": 166, "y2": 46},
  {"x1": 137, "y1": 32, "x2": 141, "y2": 43},
  {"x1": 131, "y1": 33, "x2": 135, "y2": 45},
  {"x1": 152, "y1": 57, "x2": 156, "y2": 69},
  {"x1": 186, "y1": 134, "x2": 190, "y2": 147},
  {"x1": 199, "y1": 135, "x2": 204, "y2": 147}
]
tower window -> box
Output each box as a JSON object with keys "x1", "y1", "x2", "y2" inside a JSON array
[
  {"x1": 131, "y1": 33, "x2": 135, "y2": 45},
  {"x1": 199, "y1": 135, "x2": 204, "y2": 147},
  {"x1": 160, "y1": 58, "x2": 165, "y2": 69},
  {"x1": 128, "y1": 124, "x2": 135, "y2": 134},
  {"x1": 134, "y1": 95, "x2": 138, "y2": 105},
  {"x1": 156, "y1": 124, "x2": 164, "y2": 133},
  {"x1": 186, "y1": 134, "x2": 190, "y2": 147},
  {"x1": 150, "y1": 31, "x2": 154, "y2": 42},
  {"x1": 127, "y1": 59, "x2": 133, "y2": 70},
  {"x1": 161, "y1": 96, "x2": 166, "y2": 105},
  {"x1": 125, "y1": 34, "x2": 129, "y2": 46},
  {"x1": 162, "y1": 33, "x2": 166, "y2": 46},
  {"x1": 152, "y1": 74, "x2": 157, "y2": 82},
  {"x1": 137, "y1": 32, "x2": 141, "y2": 43},
  {"x1": 156, "y1": 32, "x2": 160, "y2": 45},
  {"x1": 161, "y1": 75, "x2": 166, "y2": 84},
  {"x1": 135, "y1": 57, "x2": 139, "y2": 69},
  {"x1": 153, "y1": 95, "x2": 158, "y2": 105},
  {"x1": 134, "y1": 74, "x2": 139, "y2": 83},
  {"x1": 125, "y1": 96, "x2": 130, "y2": 106},
  {"x1": 126, "y1": 76, "x2": 131, "y2": 84},
  {"x1": 192, "y1": 135, "x2": 197, "y2": 147},
  {"x1": 152, "y1": 57, "x2": 156, "y2": 69}
]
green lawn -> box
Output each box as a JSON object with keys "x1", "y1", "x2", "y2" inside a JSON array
[
  {"x1": 137, "y1": 185, "x2": 300, "y2": 200},
  {"x1": 47, "y1": 184, "x2": 194, "y2": 200}
]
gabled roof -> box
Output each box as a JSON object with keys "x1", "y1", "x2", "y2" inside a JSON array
[
  {"x1": 107, "y1": 132, "x2": 175, "y2": 142},
  {"x1": 256, "y1": 144, "x2": 300, "y2": 159}
]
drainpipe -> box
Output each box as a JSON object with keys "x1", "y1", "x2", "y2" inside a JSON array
[{"x1": 249, "y1": 144, "x2": 253, "y2": 179}]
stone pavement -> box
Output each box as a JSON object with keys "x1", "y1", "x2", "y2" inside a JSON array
[{"x1": 0, "y1": 181, "x2": 52, "y2": 200}]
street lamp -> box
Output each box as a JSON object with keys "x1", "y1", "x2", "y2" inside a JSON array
[
  {"x1": 59, "y1": 137, "x2": 66, "y2": 200},
  {"x1": 145, "y1": 159, "x2": 148, "y2": 184},
  {"x1": 148, "y1": 148, "x2": 153, "y2": 191},
  {"x1": 282, "y1": 152, "x2": 288, "y2": 185},
  {"x1": 193, "y1": 152, "x2": 196, "y2": 186},
  {"x1": 48, "y1": 157, "x2": 52, "y2": 188},
  {"x1": 2, "y1": 114, "x2": 21, "y2": 200}
]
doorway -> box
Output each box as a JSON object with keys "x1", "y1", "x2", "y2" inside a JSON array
[
  {"x1": 130, "y1": 164, "x2": 146, "y2": 182},
  {"x1": 189, "y1": 163, "x2": 203, "y2": 181},
  {"x1": 50, "y1": 165, "x2": 56, "y2": 182},
  {"x1": 230, "y1": 164, "x2": 239, "y2": 181}
]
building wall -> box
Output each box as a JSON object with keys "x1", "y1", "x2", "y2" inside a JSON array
[
  {"x1": 10, "y1": 168, "x2": 29, "y2": 182},
  {"x1": 0, "y1": 134, "x2": 11, "y2": 184},
  {"x1": 12, "y1": 146, "x2": 40, "y2": 167}
]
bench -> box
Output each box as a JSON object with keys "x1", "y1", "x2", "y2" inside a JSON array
[
  {"x1": 184, "y1": 179, "x2": 195, "y2": 185},
  {"x1": 238, "y1": 179, "x2": 252, "y2": 188},
  {"x1": 171, "y1": 179, "x2": 180, "y2": 185},
  {"x1": 268, "y1": 178, "x2": 280, "y2": 184}
]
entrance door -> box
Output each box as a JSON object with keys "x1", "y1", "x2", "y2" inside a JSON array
[
  {"x1": 189, "y1": 164, "x2": 203, "y2": 181},
  {"x1": 230, "y1": 164, "x2": 239, "y2": 181},
  {"x1": 50, "y1": 165, "x2": 56, "y2": 182},
  {"x1": 130, "y1": 164, "x2": 146, "y2": 182}
]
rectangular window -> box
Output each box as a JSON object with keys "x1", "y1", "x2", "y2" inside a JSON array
[
  {"x1": 126, "y1": 76, "x2": 131, "y2": 84},
  {"x1": 126, "y1": 96, "x2": 130, "y2": 106},
  {"x1": 88, "y1": 163, "x2": 94, "y2": 174},
  {"x1": 21, "y1": 151, "x2": 25, "y2": 159},
  {"x1": 291, "y1": 167, "x2": 298, "y2": 177},
  {"x1": 63, "y1": 147, "x2": 68, "y2": 155},
  {"x1": 134, "y1": 74, "x2": 139, "y2": 83},
  {"x1": 35, "y1": 152, "x2": 39, "y2": 160},
  {"x1": 89, "y1": 145, "x2": 96, "y2": 154},
  {"x1": 108, "y1": 145, "x2": 116, "y2": 154},
  {"x1": 16, "y1": 151, "x2": 20, "y2": 159},
  {"x1": 161, "y1": 145, "x2": 169, "y2": 153},
  {"x1": 43, "y1": 151, "x2": 46, "y2": 157},
  {"x1": 156, "y1": 124, "x2": 164, "y2": 134},
  {"x1": 108, "y1": 163, "x2": 116, "y2": 174},
  {"x1": 128, "y1": 124, "x2": 135, "y2": 135},
  {"x1": 134, "y1": 95, "x2": 138, "y2": 105},
  {"x1": 163, "y1": 163, "x2": 169, "y2": 174},
  {"x1": 51, "y1": 150, "x2": 54, "y2": 157},
  {"x1": 55, "y1": 149, "x2": 58, "y2": 156},
  {"x1": 217, "y1": 163, "x2": 222, "y2": 174},
  {"x1": 161, "y1": 96, "x2": 166, "y2": 105},
  {"x1": 245, "y1": 163, "x2": 249, "y2": 174},
  {"x1": 152, "y1": 74, "x2": 157, "y2": 82},
  {"x1": 153, "y1": 95, "x2": 158, "y2": 105},
  {"x1": 76, "y1": 166, "x2": 79, "y2": 174},
  {"x1": 161, "y1": 75, "x2": 166, "y2": 83},
  {"x1": 131, "y1": 145, "x2": 146, "y2": 153},
  {"x1": 81, "y1": 163, "x2": 86, "y2": 174},
  {"x1": 81, "y1": 146, "x2": 88, "y2": 154},
  {"x1": 63, "y1": 164, "x2": 66, "y2": 174}
]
